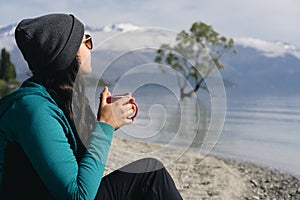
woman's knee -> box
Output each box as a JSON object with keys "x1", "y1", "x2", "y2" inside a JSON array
[{"x1": 119, "y1": 157, "x2": 164, "y2": 173}]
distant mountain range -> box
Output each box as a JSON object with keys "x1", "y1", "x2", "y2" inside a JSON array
[
  {"x1": 0, "y1": 23, "x2": 299, "y2": 97},
  {"x1": 221, "y1": 38, "x2": 300, "y2": 96}
]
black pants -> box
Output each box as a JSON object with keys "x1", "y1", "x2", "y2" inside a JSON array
[{"x1": 95, "y1": 158, "x2": 183, "y2": 200}]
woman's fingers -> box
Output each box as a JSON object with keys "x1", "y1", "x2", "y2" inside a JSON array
[
  {"x1": 124, "y1": 103, "x2": 135, "y2": 117},
  {"x1": 97, "y1": 86, "x2": 111, "y2": 121},
  {"x1": 99, "y1": 86, "x2": 109, "y2": 107},
  {"x1": 118, "y1": 93, "x2": 135, "y2": 105}
]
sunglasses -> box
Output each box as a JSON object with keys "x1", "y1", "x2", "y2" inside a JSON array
[{"x1": 82, "y1": 34, "x2": 93, "y2": 50}]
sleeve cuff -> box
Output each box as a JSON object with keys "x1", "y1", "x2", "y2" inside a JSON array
[{"x1": 98, "y1": 122, "x2": 114, "y2": 133}]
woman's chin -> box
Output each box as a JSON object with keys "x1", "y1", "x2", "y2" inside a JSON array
[{"x1": 79, "y1": 67, "x2": 92, "y2": 75}]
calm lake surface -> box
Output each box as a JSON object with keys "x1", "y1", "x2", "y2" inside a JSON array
[
  {"x1": 212, "y1": 94, "x2": 300, "y2": 178},
  {"x1": 87, "y1": 85, "x2": 300, "y2": 178}
]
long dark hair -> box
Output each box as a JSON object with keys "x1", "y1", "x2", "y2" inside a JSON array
[{"x1": 40, "y1": 58, "x2": 96, "y2": 160}]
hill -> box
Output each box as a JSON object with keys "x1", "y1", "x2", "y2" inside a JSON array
[{"x1": 0, "y1": 23, "x2": 299, "y2": 97}]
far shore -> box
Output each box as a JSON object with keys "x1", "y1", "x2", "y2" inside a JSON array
[{"x1": 104, "y1": 136, "x2": 300, "y2": 199}]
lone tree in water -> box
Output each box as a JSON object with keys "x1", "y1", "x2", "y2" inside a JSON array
[
  {"x1": 155, "y1": 21, "x2": 236, "y2": 99},
  {"x1": 155, "y1": 22, "x2": 237, "y2": 148}
]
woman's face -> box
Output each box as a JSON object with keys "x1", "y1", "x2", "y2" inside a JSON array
[{"x1": 76, "y1": 34, "x2": 93, "y2": 74}]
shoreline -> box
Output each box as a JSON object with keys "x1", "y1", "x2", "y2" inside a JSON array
[
  {"x1": 104, "y1": 136, "x2": 300, "y2": 199},
  {"x1": 215, "y1": 155, "x2": 300, "y2": 199},
  {"x1": 212, "y1": 153, "x2": 300, "y2": 180}
]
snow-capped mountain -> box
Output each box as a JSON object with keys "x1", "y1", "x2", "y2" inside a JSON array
[
  {"x1": 1, "y1": 22, "x2": 299, "y2": 57},
  {"x1": 0, "y1": 22, "x2": 299, "y2": 96},
  {"x1": 0, "y1": 23, "x2": 17, "y2": 51},
  {"x1": 0, "y1": 23, "x2": 16, "y2": 37},
  {"x1": 220, "y1": 39, "x2": 300, "y2": 96},
  {"x1": 84, "y1": 23, "x2": 141, "y2": 33},
  {"x1": 99, "y1": 23, "x2": 141, "y2": 32},
  {"x1": 234, "y1": 37, "x2": 300, "y2": 59}
]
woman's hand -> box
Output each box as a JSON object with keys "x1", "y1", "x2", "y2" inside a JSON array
[{"x1": 97, "y1": 86, "x2": 135, "y2": 130}]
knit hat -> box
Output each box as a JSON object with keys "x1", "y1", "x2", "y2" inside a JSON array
[{"x1": 15, "y1": 13, "x2": 84, "y2": 76}]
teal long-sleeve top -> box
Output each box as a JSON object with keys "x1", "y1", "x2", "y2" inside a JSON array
[{"x1": 0, "y1": 77, "x2": 114, "y2": 199}]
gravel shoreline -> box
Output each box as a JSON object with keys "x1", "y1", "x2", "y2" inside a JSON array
[
  {"x1": 104, "y1": 136, "x2": 300, "y2": 199},
  {"x1": 220, "y1": 157, "x2": 300, "y2": 200}
]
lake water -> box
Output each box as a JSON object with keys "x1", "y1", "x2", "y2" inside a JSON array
[
  {"x1": 212, "y1": 94, "x2": 300, "y2": 178},
  {"x1": 87, "y1": 85, "x2": 300, "y2": 178}
]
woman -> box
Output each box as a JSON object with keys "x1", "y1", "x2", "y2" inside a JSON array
[{"x1": 0, "y1": 13, "x2": 183, "y2": 199}]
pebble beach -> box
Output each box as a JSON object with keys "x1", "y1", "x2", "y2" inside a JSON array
[{"x1": 104, "y1": 136, "x2": 300, "y2": 200}]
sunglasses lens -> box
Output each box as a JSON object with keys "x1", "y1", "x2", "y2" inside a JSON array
[
  {"x1": 88, "y1": 39, "x2": 93, "y2": 49},
  {"x1": 84, "y1": 34, "x2": 93, "y2": 50}
]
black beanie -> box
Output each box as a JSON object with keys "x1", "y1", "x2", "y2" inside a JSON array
[{"x1": 15, "y1": 13, "x2": 84, "y2": 76}]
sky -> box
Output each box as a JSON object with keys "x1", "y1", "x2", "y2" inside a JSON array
[{"x1": 0, "y1": 0, "x2": 299, "y2": 47}]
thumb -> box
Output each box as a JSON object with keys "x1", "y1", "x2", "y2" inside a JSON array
[{"x1": 100, "y1": 86, "x2": 109, "y2": 107}]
